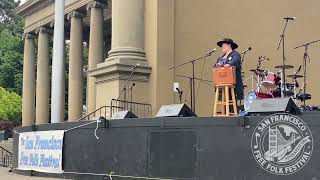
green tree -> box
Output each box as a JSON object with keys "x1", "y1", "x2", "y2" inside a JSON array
[
  {"x1": 0, "y1": 29, "x2": 24, "y2": 95},
  {"x1": 0, "y1": 0, "x2": 24, "y2": 95},
  {"x1": 0, "y1": 87, "x2": 22, "y2": 121},
  {"x1": 0, "y1": 0, "x2": 22, "y2": 33}
]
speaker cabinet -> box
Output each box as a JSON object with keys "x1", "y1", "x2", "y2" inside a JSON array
[
  {"x1": 111, "y1": 110, "x2": 138, "y2": 119},
  {"x1": 156, "y1": 104, "x2": 197, "y2": 117},
  {"x1": 248, "y1": 97, "x2": 301, "y2": 115}
]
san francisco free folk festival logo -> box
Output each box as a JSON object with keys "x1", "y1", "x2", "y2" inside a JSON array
[{"x1": 251, "y1": 113, "x2": 313, "y2": 175}]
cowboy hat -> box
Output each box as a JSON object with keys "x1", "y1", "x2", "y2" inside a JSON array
[{"x1": 217, "y1": 38, "x2": 238, "y2": 49}]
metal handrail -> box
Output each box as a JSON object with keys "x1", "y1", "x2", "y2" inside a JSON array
[
  {"x1": 78, "y1": 99, "x2": 152, "y2": 121},
  {"x1": 78, "y1": 106, "x2": 111, "y2": 121},
  {"x1": 0, "y1": 146, "x2": 12, "y2": 167},
  {"x1": 110, "y1": 99, "x2": 152, "y2": 118},
  {"x1": 78, "y1": 105, "x2": 123, "y2": 121}
]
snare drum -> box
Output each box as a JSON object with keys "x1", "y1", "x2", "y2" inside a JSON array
[{"x1": 261, "y1": 72, "x2": 281, "y2": 90}]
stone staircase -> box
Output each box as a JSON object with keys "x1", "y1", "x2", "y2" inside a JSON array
[{"x1": 0, "y1": 138, "x2": 13, "y2": 167}]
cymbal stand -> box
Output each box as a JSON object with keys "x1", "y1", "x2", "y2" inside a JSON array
[
  {"x1": 277, "y1": 18, "x2": 292, "y2": 97},
  {"x1": 294, "y1": 39, "x2": 320, "y2": 105}
]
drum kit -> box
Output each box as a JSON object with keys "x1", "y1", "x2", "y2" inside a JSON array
[
  {"x1": 244, "y1": 56, "x2": 309, "y2": 111},
  {"x1": 242, "y1": 17, "x2": 320, "y2": 112}
]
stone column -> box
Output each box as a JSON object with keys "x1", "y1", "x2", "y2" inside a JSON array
[
  {"x1": 106, "y1": 0, "x2": 147, "y2": 64},
  {"x1": 87, "y1": 1, "x2": 105, "y2": 113},
  {"x1": 35, "y1": 27, "x2": 51, "y2": 125},
  {"x1": 68, "y1": 11, "x2": 84, "y2": 121},
  {"x1": 22, "y1": 34, "x2": 36, "y2": 126}
]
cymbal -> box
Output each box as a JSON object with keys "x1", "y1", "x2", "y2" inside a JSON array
[
  {"x1": 249, "y1": 69, "x2": 265, "y2": 73},
  {"x1": 287, "y1": 74, "x2": 303, "y2": 78},
  {"x1": 275, "y1": 65, "x2": 294, "y2": 69}
]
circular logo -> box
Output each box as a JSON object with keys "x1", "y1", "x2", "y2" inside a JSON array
[{"x1": 251, "y1": 113, "x2": 313, "y2": 175}]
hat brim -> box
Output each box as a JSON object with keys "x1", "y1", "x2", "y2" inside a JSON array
[{"x1": 217, "y1": 41, "x2": 238, "y2": 49}]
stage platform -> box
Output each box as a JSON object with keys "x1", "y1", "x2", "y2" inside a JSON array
[{"x1": 12, "y1": 113, "x2": 320, "y2": 180}]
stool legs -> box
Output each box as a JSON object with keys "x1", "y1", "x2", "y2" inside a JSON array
[
  {"x1": 213, "y1": 86, "x2": 219, "y2": 116},
  {"x1": 221, "y1": 87, "x2": 225, "y2": 115},
  {"x1": 213, "y1": 85, "x2": 237, "y2": 117},
  {"x1": 225, "y1": 86, "x2": 230, "y2": 116},
  {"x1": 231, "y1": 88, "x2": 238, "y2": 116}
]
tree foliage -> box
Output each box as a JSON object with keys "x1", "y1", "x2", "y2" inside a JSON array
[
  {"x1": 0, "y1": 0, "x2": 23, "y2": 121},
  {"x1": 0, "y1": 0, "x2": 89, "y2": 121},
  {"x1": 0, "y1": 0, "x2": 24, "y2": 95},
  {"x1": 0, "y1": 29, "x2": 24, "y2": 95},
  {"x1": 0, "y1": 87, "x2": 22, "y2": 121}
]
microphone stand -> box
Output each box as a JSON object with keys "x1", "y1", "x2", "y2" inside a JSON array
[
  {"x1": 294, "y1": 39, "x2": 320, "y2": 105},
  {"x1": 176, "y1": 74, "x2": 213, "y2": 108},
  {"x1": 116, "y1": 66, "x2": 138, "y2": 110},
  {"x1": 129, "y1": 83, "x2": 135, "y2": 110},
  {"x1": 277, "y1": 18, "x2": 291, "y2": 97},
  {"x1": 241, "y1": 49, "x2": 251, "y2": 64},
  {"x1": 176, "y1": 88, "x2": 183, "y2": 104},
  {"x1": 169, "y1": 52, "x2": 214, "y2": 113}
]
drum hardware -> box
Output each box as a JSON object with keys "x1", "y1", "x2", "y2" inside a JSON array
[
  {"x1": 287, "y1": 74, "x2": 303, "y2": 78},
  {"x1": 249, "y1": 69, "x2": 266, "y2": 92},
  {"x1": 257, "y1": 56, "x2": 269, "y2": 69},
  {"x1": 273, "y1": 65, "x2": 294, "y2": 97},
  {"x1": 249, "y1": 69, "x2": 266, "y2": 76},
  {"x1": 274, "y1": 65, "x2": 294, "y2": 69},
  {"x1": 276, "y1": 17, "x2": 295, "y2": 98},
  {"x1": 294, "y1": 39, "x2": 320, "y2": 105},
  {"x1": 297, "y1": 93, "x2": 312, "y2": 101},
  {"x1": 243, "y1": 74, "x2": 255, "y2": 91}
]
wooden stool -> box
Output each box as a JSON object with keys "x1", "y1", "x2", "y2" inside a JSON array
[{"x1": 213, "y1": 85, "x2": 238, "y2": 117}]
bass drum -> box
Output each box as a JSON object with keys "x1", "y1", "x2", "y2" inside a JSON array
[
  {"x1": 261, "y1": 72, "x2": 281, "y2": 90},
  {"x1": 244, "y1": 91, "x2": 274, "y2": 111}
]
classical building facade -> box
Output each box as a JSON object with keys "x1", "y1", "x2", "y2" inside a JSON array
[{"x1": 17, "y1": 0, "x2": 320, "y2": 126}]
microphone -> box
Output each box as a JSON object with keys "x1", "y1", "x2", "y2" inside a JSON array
[
  {"x1": 129, "y1": 83, "x2": 136, "y2": 89},
  {"x1": 176, "y1": 88, "x2": 181, "y2": 94},
  {"x1": 206, "y1": 48, "x2": 217, "y2": 56},
  {"x1": 241, "y1": 47, "x2": 252, "y2": 54},
  {"x1": 132, "y1": 64, "x2": 140, "y2": 70},
  {"x1": 284, "y1": 17, "x2": 296, "y2": 20}
]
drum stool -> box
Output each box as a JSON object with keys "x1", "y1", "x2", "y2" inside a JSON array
[{"x1": 213, "y1": 85, "x2": 238, "y2": 117}]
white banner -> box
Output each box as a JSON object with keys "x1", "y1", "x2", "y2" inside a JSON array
[{"x1": 18, "y1": 130, "x2": 64, "y2": 173}]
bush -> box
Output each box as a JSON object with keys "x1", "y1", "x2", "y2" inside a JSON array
[{"x1": 0, "y1": 87, "x2": 21, "y2": 121}]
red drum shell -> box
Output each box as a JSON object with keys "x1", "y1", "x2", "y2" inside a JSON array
[{"x1": 261, "y1": 72, "x2": 281, "y2": 90}]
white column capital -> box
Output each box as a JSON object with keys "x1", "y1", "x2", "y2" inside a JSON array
[
  {"x1": 67, "y1": 11, "x2": 85, "y2": 20},
  {"x1": 86, "y1": 1, "x2": 106, "y2": 11},
  {"x1": 22, "y1": 33, "x2": 36, "y2": 40},
  {"x1": 35, "y1": 27, "x2": 53, "y2": 35}
]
